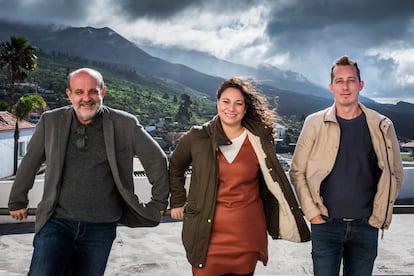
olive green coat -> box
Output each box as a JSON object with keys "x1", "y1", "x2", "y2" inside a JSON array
[{"x1": 169, "y1": 116, "x2": 310, "y2": 268}]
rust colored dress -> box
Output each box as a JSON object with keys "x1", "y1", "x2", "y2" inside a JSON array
[{"x1": 193, "y1": 137, "x2": 268, "y2": 276}]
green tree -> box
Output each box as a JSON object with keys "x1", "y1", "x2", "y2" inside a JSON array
[
  {"x1": 175, "y1": 94, "x2": 192, "y2": 123},
  {"x1": 12, "y1": 95, "x2": 46, "y2": 174},
  {"x1": 283, "y1": 132, "x2": 292, "y2": 145},
  {"x1": 0, "y1": 101, "x2": 8, "y2": 111},
  {"x1": 0, "y1": 36, "x2": 37, "y2": 112}
]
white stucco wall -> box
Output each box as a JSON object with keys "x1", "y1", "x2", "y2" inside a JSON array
[
  {"x1": 0, "y1": 131, "x2": 15, "y2": 179},
  {"x1": 0, "y1": 128, "x2": 35, "y2": 179}
]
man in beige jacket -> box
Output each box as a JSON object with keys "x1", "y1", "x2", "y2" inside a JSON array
[{"x1": 290, "y1": 55, "x2": 404, "y2": 276}]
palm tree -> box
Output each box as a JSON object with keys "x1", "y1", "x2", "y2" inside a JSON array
[
  {"x1": 13, "y1": 95, "x2": 46, "y2": 174},
  {"x1": 0, "y1": 101, "x2": 8, "y2": 111},
  {"x1": 0, "y1": 36, "x2": 37, "y2": 112}
]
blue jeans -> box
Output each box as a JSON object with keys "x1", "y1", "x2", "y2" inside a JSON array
[
  {"x1": 29, "y1": 217, "x2": 117, "y2": 276},
  {"x1": 311, "y1": 217, "x2": 378, "y2": 276}
]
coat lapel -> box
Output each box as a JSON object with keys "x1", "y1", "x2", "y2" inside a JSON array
[
  {"x1": 57, "y1": 109, "x2": 73, "y2": 174},
  {"x1": 102, "y1": 112, "x2": 123, "y2": 189}
]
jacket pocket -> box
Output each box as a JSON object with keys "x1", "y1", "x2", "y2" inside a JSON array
[
  {"x1": 183, "y1": 201, "x2": 201, "y2": 216},
  {"x1": 182, "y1": 201, "x2": 202, "y2": 255}
]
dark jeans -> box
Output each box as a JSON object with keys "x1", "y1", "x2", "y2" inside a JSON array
[
  {"x1": 29, "y1": 217, "x2": 117, "y2": 276},
  {"x1": 311, "y1": 217, "x2": 378, "y2": 276}
]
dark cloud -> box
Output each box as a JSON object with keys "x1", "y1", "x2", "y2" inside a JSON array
[
  {"x1": 259, "y1": 0, "x2": 414, "y2": 101},
  {"x1": 118, "y1": 0, "x2": 198, "y2": 19},
  {"x1": 117, "y1": 0, "x2": 257, "y2": 20},
  {"x1": 0, "y1": 0, "x2": 95, "y2": 26},
  {"x1": 267, "y1": 0, "x2": 414, "y2": 32},
  {"x1": 0, "y1": 0, "x2": 412, "y2": 102},
  {"x1": 265, "y1": 0, "x2": 414, "y2": 52},
  {"x1": 0, "y1": 1, "x2": 17, "y2": 11}
]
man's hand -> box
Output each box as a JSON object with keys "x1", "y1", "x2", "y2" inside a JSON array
[
  {"x1": 170, "y1": 207, "x2": 184, "y2": 220},
  {"x1": 310, "y1": 215, "x2": 325, "y2": 224},
  {"x1": 9, "y1": 208, "x2": 28, "y2": 221}
]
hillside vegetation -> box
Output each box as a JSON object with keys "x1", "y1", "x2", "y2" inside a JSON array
[{"x1": 0, "y1": 50, "x2": 217, "y2": 132}]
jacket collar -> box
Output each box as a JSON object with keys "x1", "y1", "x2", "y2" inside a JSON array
[
  {"x1": 203, "y1": 115, "x2": 231, "y2": 150},
  {"x1": 203, "y1": 115, "x2": 273, "y2": 150},
  {"x1": 324, "y1": 102, "x2": 390, "y2": 131},
  {"x1": 324, "y1": 104, "x2": 338, "y2": 123}
]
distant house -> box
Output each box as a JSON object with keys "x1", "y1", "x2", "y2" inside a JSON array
[
  {"x1": 0, "y1": 111, "x2": 36, "y2": 179},
  {"x1": 402, "y1": 141, "x2": 414, "y2": 152},
  {"x1": 145, "y1": 125, "x2": 156, "y2": 132},
  {"x1": 402, "y1": 141, "x2": 414, "y2": 161},
  {"x1": 274, "y1": 122, "x2": 288, "y2": 138}
]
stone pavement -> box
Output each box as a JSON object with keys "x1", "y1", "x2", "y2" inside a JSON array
[{"x1": 0, "y1": 214, "x2": 413, "y2": 275}]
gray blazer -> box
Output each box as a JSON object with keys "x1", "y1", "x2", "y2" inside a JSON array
[{"x1": 8, "y1": 105, "x2": 169, "y2": 234}]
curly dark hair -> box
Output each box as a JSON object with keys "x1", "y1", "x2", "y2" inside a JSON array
[{"x1": 216, "y1": 76, "x2": 277, "y2": 130}]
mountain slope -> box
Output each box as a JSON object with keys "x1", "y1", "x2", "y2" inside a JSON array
[
  {"x1": 1, "y1": 21, "x2": 413, "y2": 139},
  {"x1": 141, "y1": 45, "x2": 414, "y2": 140},
  {"x1": 140, "y1": 45, "x2": 329, "y2": 99},
  {"x1": 0, "y1": 21, "x2": 223, "y2": 98}
]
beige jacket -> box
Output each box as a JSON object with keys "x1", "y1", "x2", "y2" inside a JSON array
[{"x1": 289, "y1": 103, "x2": 404, "y2": 230}]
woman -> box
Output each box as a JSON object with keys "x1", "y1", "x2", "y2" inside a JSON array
[{"x1": 169, "y1": 77, "x2": 310, "y2": 275}]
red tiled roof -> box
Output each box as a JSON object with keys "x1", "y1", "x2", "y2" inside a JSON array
[
  {"x1": 402, "y1": 141, "x2": 414, "y2": 148},
  {"x1": 0, "y1": 111, "x2": 36, "y2": 132}
]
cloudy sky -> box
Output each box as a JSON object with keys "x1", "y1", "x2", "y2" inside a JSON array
[{"x1": 1, "y1": 0, "x2": 414, "y2": 104}]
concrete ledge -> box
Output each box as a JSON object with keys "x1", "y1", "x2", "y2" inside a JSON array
[{"x1": 0, "y1": 214, "x2": 413, "y2": 275}]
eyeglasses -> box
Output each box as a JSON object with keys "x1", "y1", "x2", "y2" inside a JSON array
[{"x1": 76, "y1": 125, "x2": 88, "y2": 150}]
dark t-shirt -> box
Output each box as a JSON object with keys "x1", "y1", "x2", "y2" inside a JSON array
[
  {"x1": 320, "y1": 112, "x2": 381, "y2": 219},
  {"x1": 54, "y1": 110, "x2": 122, "y2": 222}
]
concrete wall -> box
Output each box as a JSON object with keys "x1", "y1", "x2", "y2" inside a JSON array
[
  {"x1": 0, "y1": 167, "x2": 412, "y2": 210},
  {"x1": 0, "y1": 176, "x2": 191, "y2": 211},
  {"x1": 396, "y1": 167, "x2": 414, "y2": 204}
]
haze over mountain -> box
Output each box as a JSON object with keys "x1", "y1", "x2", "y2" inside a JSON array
[
  {"x1": 1, "y1": 0, "x2": 413, "y2": 105},
  {"x1": 0, "y1": 21, "x2": 413, "y2": 139},
  {"x1": 140, "y1": 45, "x2": 330, "y2": 99}
]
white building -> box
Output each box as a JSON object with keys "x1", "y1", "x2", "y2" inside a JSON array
[
  {"x1": 274, "y1": 122, "x2": 288, "y2": 138},
  {"x1": 0, "y1": 111, "x2": 36, "y2": 179}
]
